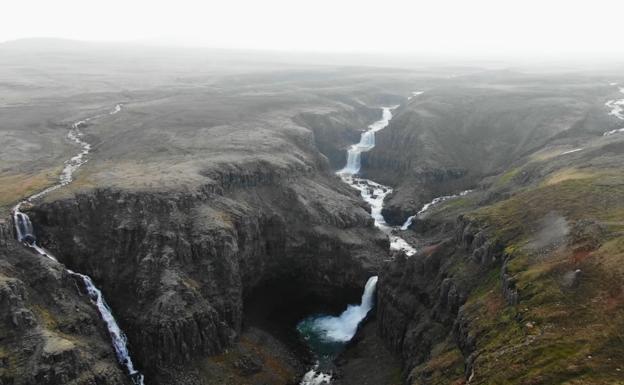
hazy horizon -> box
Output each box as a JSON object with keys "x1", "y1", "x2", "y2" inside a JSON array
[{"x1": 4, "y1": 0, "x2": 624, "y2": 59}]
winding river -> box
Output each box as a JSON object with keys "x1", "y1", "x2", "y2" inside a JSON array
[{"x1": 11, "y1": 104, "x2": 144, "y2": 385}]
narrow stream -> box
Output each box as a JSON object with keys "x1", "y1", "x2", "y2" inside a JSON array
[{"x1": 11, "y1": 104, "x2": 144, "y2": 385}]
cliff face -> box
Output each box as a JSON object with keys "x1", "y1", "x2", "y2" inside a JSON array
[
  {"x1": 29, "y1": 165, "x2": 388, "y2": 383},
  {"x1": 363, "y1": 84, "x2": 604, "y2": 225},
  {"x1": 0, "y1": 220, "x2": 131, "y2": 385},
  {"x1": 294, "y1": 104, "x2": 380, "y2": 170},
  {"x1": 374, "y1": 76, "x2": 624, "y2": 384},
  {"x1": 377, "y1": 216, "x2": 502, "y2": 384}
]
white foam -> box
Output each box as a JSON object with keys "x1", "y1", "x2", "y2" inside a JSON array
[
  {"x1": 338, "y1": 106, "x2": 397, "y2": 175},
  {"x1": 401, "y1": 190, "x2": 472, "y2": 230},
  {"x1": 68, "y1": 270, "x2": 144, "y2": 385},
  {"x1": 604, "y1": 86, "x2": 624, "y2": 136},
  {"x1": 300, "y1": 366, "x2": 332, "y2": 385},
  {"x1": 304, "y1": 276, "x2": 377, "y2": 342}
]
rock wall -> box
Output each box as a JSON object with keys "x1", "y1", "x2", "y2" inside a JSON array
[
  {"x1": 29, "y1": 168, "x2": 389, "y2": 383},
  {"x1": 377, "y1": 216, "x2": 504, "y2": 384},
  {"x1": 0, "y1": 220, "x2": 131, "y2": 385}
]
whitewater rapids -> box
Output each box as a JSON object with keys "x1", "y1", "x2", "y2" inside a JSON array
[{"x1": 337, "y1": 105, "x2": 417, "y2": 256}]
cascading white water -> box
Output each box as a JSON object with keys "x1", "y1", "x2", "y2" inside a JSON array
[
  {"x1": 11, "y1": 104, "x2": 144, "y2": 385},
  {"x1": 604, "y1": 86, "x2": 624, "y2": 136},
  {"x1": 301, "y1": 276, "x2": 378, "y2": 342},
  {"x1": 338, "y1": 107, "x2": 395, "y2": 175},
  {"x1": 337, "y1": 104, "x2": 418, "y2": 256},
  {"x1": 400, "y1": 189, "x2": 473, "y2": 231},
  {"x1": 297, "y1": 277, "x2": 378, "y2": 385},
  {"x1": 298, "y1": 98, "x2": 425, "y2": 384},
  {"x1": 68, "y1": 270, "x2": 144, "y2": 384}
]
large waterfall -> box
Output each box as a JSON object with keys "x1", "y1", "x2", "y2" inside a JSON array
[
  {"x1": 11, "y1": 104, "x2": 144, "y2": 385},
  {"x1": 298, "y1": 276, "x2": 377, "y2": 343},
  {"x1": 297, "y1": 276, "x2": 378, "y2": 385}
]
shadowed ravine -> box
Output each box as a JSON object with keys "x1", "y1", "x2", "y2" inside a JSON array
[
  {"x1": 296, "y1": 104, "x2": 419, "y2": 384},
  {"x1": 11, "y1": 105, "x2": 144, "y2": 385}
]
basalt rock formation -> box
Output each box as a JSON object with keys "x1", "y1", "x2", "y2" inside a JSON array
[
  {"x1": 0, "y1": 220, "x2": 131, "y2": 385},
  {"x1": 376, "y1": 215, "x2": 501, "y2": 384},
  {"x1": 28, "y1": 162, "x2": 388, "y2": 383}
]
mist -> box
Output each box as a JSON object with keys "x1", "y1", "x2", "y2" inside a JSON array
[{"x1": 3, "y1": 0, "x2": 624, "y2": 60}]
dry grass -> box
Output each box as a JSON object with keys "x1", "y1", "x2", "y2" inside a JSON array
[
  {"x1": 0, "y1": 167, "x2": 61, "y2": 210},
  {"x1": 544, "y1": 168, "x2": 594, "y2": 186}
]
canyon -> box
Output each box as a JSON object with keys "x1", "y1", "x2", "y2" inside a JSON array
[{"x1": 1, "y1": 41, "x2": 624, "y2": 385}]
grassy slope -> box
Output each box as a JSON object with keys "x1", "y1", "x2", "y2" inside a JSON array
[{"x1": 415, "y1": 139, "x2": 624, "y2": 384}]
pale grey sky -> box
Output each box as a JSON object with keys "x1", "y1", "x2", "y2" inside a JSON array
[{"x1": 2, "y1": 0, "x2": 624, "y2": 56}]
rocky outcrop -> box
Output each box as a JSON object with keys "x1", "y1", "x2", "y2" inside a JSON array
[
  {"x1": 378, "y1": 168, "x2": 469, "y2": 225},
  {"x1": 377, "y1": 216, "x2": 504, "y2": 383},
  {"x1": 29, "y1": 167, "x2": 388, "y2": 383},
  {"x1": 0, "y1": 220, "x2": 131, "y2": 385}
]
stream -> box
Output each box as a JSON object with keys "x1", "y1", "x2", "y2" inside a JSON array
[
  {"x1": 604, "y1": 85, "x2": 624, "y2": 136},
  {"x1": 297, "y1": 102, "x2": 420, "y2": 384},
  {"x1": 11, "y1": 104, "x2": 144, "y2": 385}
]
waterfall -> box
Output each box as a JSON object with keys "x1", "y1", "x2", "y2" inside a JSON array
[
  {"x1": 336, "y1": 104, "x2": 417, "y2": 256},
  {"x1": 300, "y1": 276, "x2": 377, "y2": 343},
  {"x1": 300, "y1": 366, "x2": 332, "y2": 385},
  {"x1": 338, "y1": 106, "x2": 395, "y2": 175},
  {"x1": 13, "y1": 211, "x2": 35, "y2": 245},
  {"x1": 68, "y1": 270, "x2": 144, "y2": 385},
  {"x1": 299, "y1": 98, "x2": 422, "y2": 384},
  {"x1": 297, "y1": 277, "x2": 378, "y2": 385},
  {"x1": 10, "y1": 104, "x2": 144, "y2": 385}
]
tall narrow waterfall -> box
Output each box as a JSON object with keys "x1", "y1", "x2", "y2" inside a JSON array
[{"x1": 11, "y1": 104, "x2": 144, "y2": 385}]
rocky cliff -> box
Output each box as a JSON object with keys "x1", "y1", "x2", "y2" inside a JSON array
[
  {"x1": 0, "y1": 220, "x2": 131, "y2": 385},
  {"x1": 363, "y1": 83, "x2": 607, "y2": 225},
  {"x1": 26, "y1": 162, "x2": 388, "y2": 383},
  {"x1": 377, "y1": 215, "x2": 502, "y2": 384}
]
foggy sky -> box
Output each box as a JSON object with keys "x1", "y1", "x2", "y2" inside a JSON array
[{"x1": 3, "y1": 0, "x2": 624, "y2": 57}]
